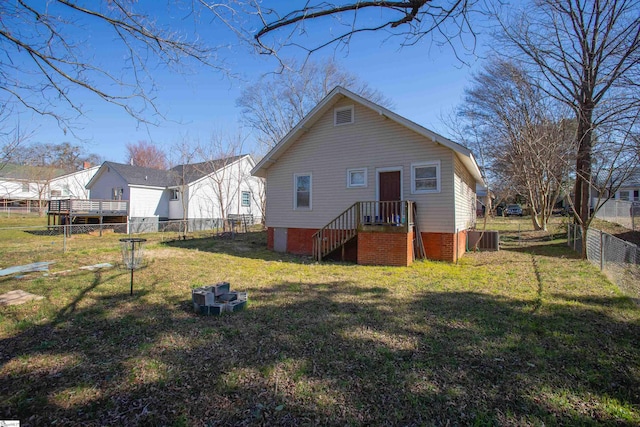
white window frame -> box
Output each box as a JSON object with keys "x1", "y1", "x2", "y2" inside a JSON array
[
  {"x1": 334, "y1": 105, "x2": 354, "y2": 126},
  {"x1": 411, "y1": 161, "x2": 441, "y2": 194},
  {"x1": 375, "y1": 166, "x2": 404, "y2": 202},
  {"x1": 21, "y1": 182, "x2": 30, "y2": 193},
  {"x1": 293, "y1": 173, "x2": 312, "y2": 210},
  {"x1": 347, "y1": 168, "x2": 367, "y2": 188},
  {"x1": 170, "y1": 188, "x2": 180, "y2": 201},
  {"x1": 241, "y1": 191, "x2": 251, "y2": 207},
  {"x1": 619, "y1": 190, "x2": 630, "y2": 201}
]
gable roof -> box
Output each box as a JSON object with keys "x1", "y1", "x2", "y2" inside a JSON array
[
  {"x1": 0, "y1": 164, "x2": 67, "y2": 181},
  {"x1": 50, "y1": 165, "x2": 100, "y2": 182},
  {"x1": 87, "y1": 155, "x2": 252, "y2": 189},
  {"x1": 102, "y1": 161, "x2": 175, "y2": 187},
  {"x1": 618, "y1": 167, "x2": 640, "y2": 188},
  {"x1": 169, "y1": 155, "x2": 247, "y2": 185},
  {"x1": 251, "y1": 86, "x2": 484, "y2": 184}
]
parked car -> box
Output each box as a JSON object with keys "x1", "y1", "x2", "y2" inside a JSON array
[{"x1": 504, "y1": 204, "x2": 523, "y2": 217}]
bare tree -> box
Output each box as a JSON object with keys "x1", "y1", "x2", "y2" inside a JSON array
[
  {"x1": 237, "y1": 58, "x2": 392, "y2": 152},
  {"x1": 0, "y1": 118, "x2": 34, "y2": 173},
  {"x1": 459, "y1": 58, "x2": 575, "y2": 230},
  {"x1": 195, "y1": 132, "x2": 248, "y2": 227},
  {"x1": 0, "y1": 1, "x2": 229, "y2": 131},
  {"x1": 497, "y1": 0, "x2": 640, "y2": 255},
  {"x1": 126, "y1": 141, "x2": 168, "y2": 170},
  {"x1": 169, "y1": 131, "x2": 264, "y2": 232},
  {"x1": 11, "y1": 142, "x2": 100, "y2": 172},
  {"x1": 250, "y1": 1, "x2": 481, "y2": 62}
]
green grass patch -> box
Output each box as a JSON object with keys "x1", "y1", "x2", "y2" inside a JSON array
[{"x1": 0, "y1": 219, "x2": 638, "y2": 425}]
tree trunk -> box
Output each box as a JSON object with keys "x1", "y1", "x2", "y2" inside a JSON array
[{"x1": 573, "y1": 104, "x2": 594, "y2": 259}]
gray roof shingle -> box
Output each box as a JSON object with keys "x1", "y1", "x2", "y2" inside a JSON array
[{"x1": 103, "y1": 155, "x2": 247, "y2": 187}]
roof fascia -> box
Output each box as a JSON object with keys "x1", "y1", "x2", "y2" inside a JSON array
[{"x1": 250, "y1": 87, "x2": 481, "y2": 180}]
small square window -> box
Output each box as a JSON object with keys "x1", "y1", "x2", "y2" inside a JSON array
[
  {"x1": 22, "y1": 183, "x2": 30, "y2": 193},
  {"x1": 347, "y1": 168, "x2": 367, "y2": 188},
  {"x1": 411, "y1": 161, "x2": 440, "y2": 194},
  {"x1": 241, "y1": 191, "x2": 251, "y2": 207},
  {"x1": 619, "y1": 191, "x2": 630, "y2": 201},
  {"x1": 170, "y1": 189, "x2": 180, "y2": 200}
]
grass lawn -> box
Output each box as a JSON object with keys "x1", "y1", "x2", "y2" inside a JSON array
[{"x1": 0, "y1": 217, "x2": 639, "y2": 426}]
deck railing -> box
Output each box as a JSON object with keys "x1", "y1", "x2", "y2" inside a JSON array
[
  {"x1": 313, "y1": 201, "x2": 414, "y2": 261},
  {"x1": 48, "y1": 199, "x2": 128, "y2": 215}
]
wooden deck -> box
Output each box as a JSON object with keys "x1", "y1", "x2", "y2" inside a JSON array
[
  {"x1": 47, "y1": 199, "x2": 128, "y2": 226},
  {"x1": 48, "y1": 199, "x2": 128, "y2": 215}
]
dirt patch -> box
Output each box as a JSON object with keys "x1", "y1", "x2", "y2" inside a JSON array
[
  {"x1": 591, "y1": 219, "x2": 640, "y2": 246},
  {"x1": 0, "y1": 289, "x2": 44, "y2": 306}
]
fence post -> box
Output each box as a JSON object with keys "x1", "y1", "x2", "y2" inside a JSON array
[
  {"x1": 63, "y1": 225, "x2": 67, "y2": 253},
  {"x1": 600, "y1": 229, "x2": 604, "y2": 271}
]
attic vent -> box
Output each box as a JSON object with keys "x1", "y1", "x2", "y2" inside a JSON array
[{"x1": 334, "y1": 106, "x2": 354, "y2": 126}]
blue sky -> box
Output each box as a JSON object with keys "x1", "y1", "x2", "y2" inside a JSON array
[{"x1": 13, "y1": 2, "x2": 491, "y2": 164}]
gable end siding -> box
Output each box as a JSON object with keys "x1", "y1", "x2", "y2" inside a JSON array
[{"x1": 265, "y1": 98, "x2": 456, "y2": 232}]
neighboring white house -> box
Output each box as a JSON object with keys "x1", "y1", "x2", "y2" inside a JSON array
[
  {"x1": 251, "y1": 86, "x2": 484, "y2": 265},
  {"x1": 49, "y1": 166, "x2": 100, "y2": 199},
  {"x1": 86, "y1": 155, "x2": 263, "y2": 231},
  {"x1": 0, "y1": 165, "x2": 45, "y2": 206},
  {"x1": 613, "y1": 167, "x2": 640, "y2": 202},
  {"x1": 0, "y1": 163, "x2": 96, "y2": 212},
  {"x1": 168, "y1": 155, "x2": 262, "y2": 223}
]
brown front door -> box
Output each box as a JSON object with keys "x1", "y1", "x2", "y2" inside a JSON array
[{"x1": 379, "y1": 171, "x2": 401, "y2": 223}]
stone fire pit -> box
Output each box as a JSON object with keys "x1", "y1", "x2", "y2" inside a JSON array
[{"x1": 192, "y1": 282, "x2": 248, "y2": 315}]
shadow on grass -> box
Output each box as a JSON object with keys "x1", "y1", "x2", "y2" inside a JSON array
[
  {"x1": 1, "y1": 277, "x2": 639, "y2": 426},
  {"x1": 161, "y1": 231, "x2": 319, "y2": 265},
  {"x1": 502, "y1": 241, "x2": 583, "y2": 259}
]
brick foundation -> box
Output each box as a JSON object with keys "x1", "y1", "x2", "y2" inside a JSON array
[
  {"x1": 420, "y1": 230, "x2": 467, "y2": 262},
  {"x1": 266, "y1": 227, "x2": 318, "y2": 255},
  {"x1": 267, "y1": 227, "x2": 274, "y2": 250},
  {"x1": 267, "y1": 227, "x2": 467, "y2": 264},
  {"x1": 357, "y1": 230, "x2": 414, "y2": 266},
  {"x1": 287, "y1": 228, "x2": 318, "y2": 255}
]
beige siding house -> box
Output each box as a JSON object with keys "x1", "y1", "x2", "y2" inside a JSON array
[{"x1": 252, "y1": 86, "x2": 484, "y2": 265}]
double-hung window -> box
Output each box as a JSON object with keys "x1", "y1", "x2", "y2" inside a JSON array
[
  {"x1": 241, "y1": 191, "x2": 251, "y2": 207},
  {"x1": 294, "y1": 173, "x2": 312, "y2": 209},
  {"x1": 411, "y1": 161, "x2": 440, "y2": 194}
]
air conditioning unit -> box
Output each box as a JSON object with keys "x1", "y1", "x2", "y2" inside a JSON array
[{"x1": 468, "y1": 230, "x2": 500, "y2": 251}]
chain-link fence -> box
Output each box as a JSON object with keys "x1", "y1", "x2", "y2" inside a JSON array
[
  {"x1": 595, "y1": 199, "x2": 640, "y2": 231},
  {"x1": 0, "y1": 206, "x2": 45, "y2": 216},
  {"x1": 0, "y1": 218, "x2": 258, "y2": 262},
  {"x1": 568, "y1": 223, "x2": 640, "y2": 299}
]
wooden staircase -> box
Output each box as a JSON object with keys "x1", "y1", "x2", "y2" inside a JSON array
[
  {"x1": 313, "y1": 201, "x2": 420, "y2": 262},
  {"x1": 312, "y1": 202, "x2": 360, "y2": 261}
]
